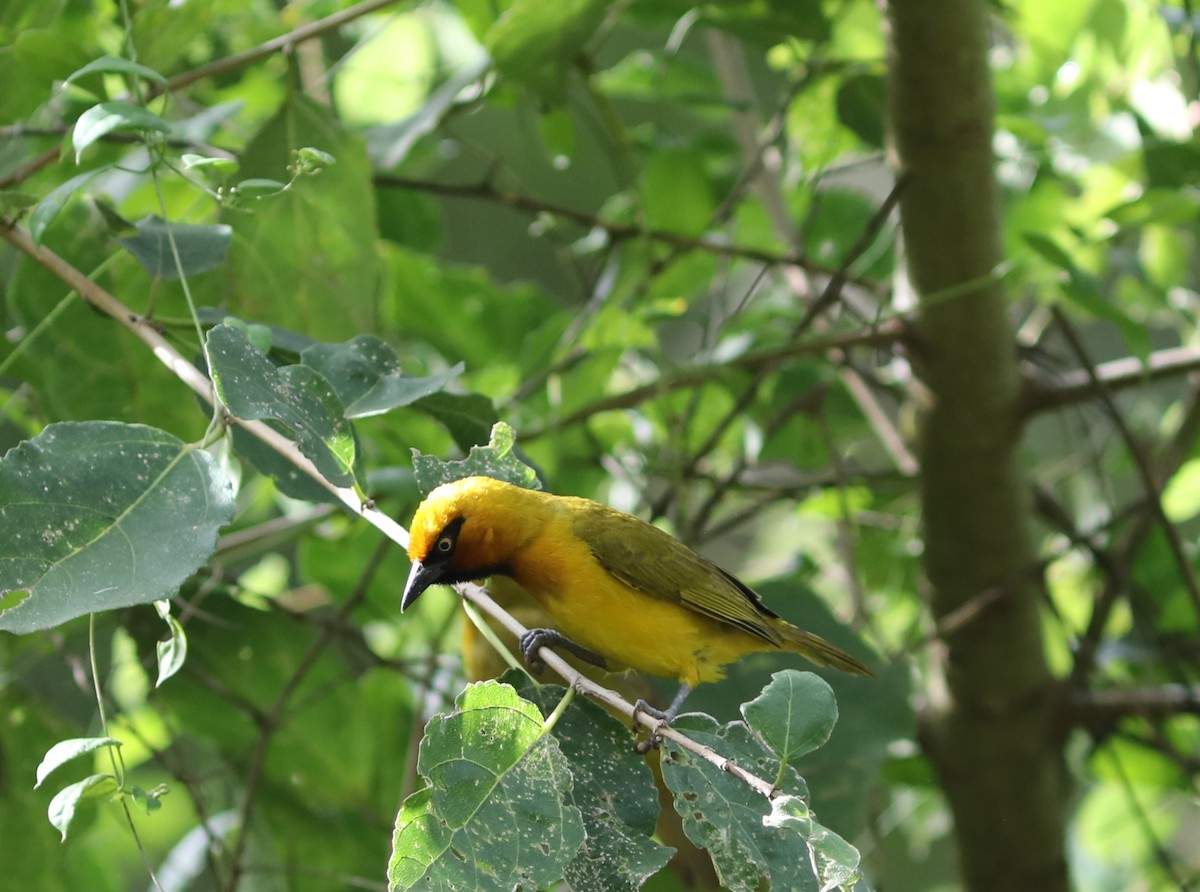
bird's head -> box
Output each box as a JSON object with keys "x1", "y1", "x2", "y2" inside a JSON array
[{"x1": 402, "y1": 476, "x2": 545, "y2": 611}]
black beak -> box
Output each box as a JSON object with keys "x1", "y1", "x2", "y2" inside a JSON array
[{"x1": 402, "y1": 560, "x2": 445, "y2": 612}]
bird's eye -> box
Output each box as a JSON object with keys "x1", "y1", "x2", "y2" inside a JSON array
[{"x1": 436, "y1": 536, "x2": 453, "y2": 553}]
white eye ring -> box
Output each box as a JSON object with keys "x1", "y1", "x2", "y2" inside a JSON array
[{"x1": 436, "y1": 536, "x2": 453, "y2": 553}]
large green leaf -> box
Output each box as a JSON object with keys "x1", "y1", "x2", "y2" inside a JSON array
[
  {"x1": 0, "y1": 422, "x2": 235, "y2": 633},
  {"x1": 485, "y1": 0, "x2": 613, "y2": 104},
  {"x1": 659, "y1": 714, "x2": 819, "y2": 892},
  {"x1": 205, "y1": 323, "x2": 359, "y2": 490},
  {"x1": 518, "y1": 680, "x2": 675, "y2": 892},
  {"x1": 410, "y1": 422, "x2": 540, "y2": 495},
  {"x1": 741, "y1": 670, "x2": 838, "y2": 764},
  {"x1": 300, "y1": 335, "x2": 464, "y2": 418},
  {"x1": 388, "y1": 681, "x2": 585, "y2": 891},
  {"x1": 114, "y1": 216, "x2": 232, "y2": 280}
]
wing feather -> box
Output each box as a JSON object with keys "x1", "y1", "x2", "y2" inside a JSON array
[{"x1": 570, "y1": 501, "x2": 784, "y2": 645}]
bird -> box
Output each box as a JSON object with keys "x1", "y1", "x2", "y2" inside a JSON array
[{"x1": 402, "y1": 475, "x2": 873, "y2": 724}]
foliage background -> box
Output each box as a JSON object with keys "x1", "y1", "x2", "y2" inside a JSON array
[{"x1": 2, "y1": 0, "x2": 1199, "y2": 890}]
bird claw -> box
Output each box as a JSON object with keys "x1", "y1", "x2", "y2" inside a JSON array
[
  {"x1": 519, "y1": 628, "x2": 607, "y2": 675},
  {"x1": 518, "y1": 629, "x2": 550, "y2": 675},
  {"x1": 631, "y1": 697, "x2": 671, "y2": 752}
]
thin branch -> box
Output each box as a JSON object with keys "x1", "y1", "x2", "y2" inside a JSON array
[
  {"x1": 224, "y1": 536, "x2": 392, "y2": 892},
  {"x1": 1022, "y1": 343, "x2": 1200, "y2": 416},
  {"x1": 375, "y1": 174, "x2": 877, "y2": 284},
  {"x1": 1106, "y1": 745, "x2": 1194, "y2": 890},
  {"x1": 793, "y1": 172, "x2": 909, "y2": 337},
  {"x1": 1051, "y1": 307, "x2": 1200, "y2": 628},
  {"x1": 1071, "y1": 685, "x2": 1200, "y2": 724},
  {"x1": 521, "y1": 317, "x2": 907, "y2": 441}
]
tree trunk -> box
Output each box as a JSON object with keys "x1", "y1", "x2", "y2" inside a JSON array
[{"x1": 884, "y1": 1, "x2": 1073, "y2": 890}]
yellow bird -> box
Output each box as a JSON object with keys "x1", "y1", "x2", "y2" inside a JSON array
[{"x1": 403, "y1": 476, "x2": 872, "y2": 720}]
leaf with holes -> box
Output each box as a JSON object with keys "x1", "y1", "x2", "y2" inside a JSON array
[
  {"x1": 519, "y1": 680, "x2": 674, "y2": 892},
  {"x1": 388, "y1": 681, "x2": 584, "y2": 891},
  {"x1": 0, "y1": 422, "x2": 235, "y2": 634},
  {"x1": 205, "y1": 323, "x2": 359, "y2": 490},
  {"x1": 411, "y1": 422, "x2": 539, "y2": 496},
  {"x1": 300, "y1": 335, "x2": 463, "y2": 418},
  {"x1": 659, "y1": 714, "x2": 820, "y2": 892}
]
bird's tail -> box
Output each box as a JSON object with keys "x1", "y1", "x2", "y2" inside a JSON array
[{"x1": 777, "y1": 625, "x2": 875, "y2": 677}]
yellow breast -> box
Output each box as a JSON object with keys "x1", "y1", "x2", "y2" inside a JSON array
[{"x1": 506, "y1": 512, "x2": 772, "y2": 687}]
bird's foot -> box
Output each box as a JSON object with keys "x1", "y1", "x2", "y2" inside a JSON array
[
  {"x1": 518, "y1": 628, "x2": 607, "y2": 676},
  {"x1": 631, "y1": 698, "x2": 672, "y2": 753},
  {"x1": 630, "y1": 684, "x2": 692, "y2": 753}
]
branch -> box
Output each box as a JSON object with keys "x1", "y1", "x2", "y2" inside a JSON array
[
  {"x1": 521, "y1": 317, "x2": 908, "y2": 440},
  {"x1": 1022, "y1": 343, "x2": 1200, "y2": 416},
  {"x1": 1050, "y1": 306, "x2": 1200, "y2": 625},
  {"x1": 375, "y1": 174, "x2": 880, "y2": 286},
  {"x1": 1071, "y1": 684, "x2": 1200, "y2": 725}
]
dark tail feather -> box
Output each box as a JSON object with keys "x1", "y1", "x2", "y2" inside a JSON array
[{"x1": 779, "y1": 626, "x2": 875, "y2": 677}]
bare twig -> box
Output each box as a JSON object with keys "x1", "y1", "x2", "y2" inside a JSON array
[
  {"x1": 522, "y1": 318, "x2": 908, "y2": 441},
  {"x1": 224, "y1": 536, "x2": 392, "y2": 892},
  {"x1": 375, "y1": 174, "x2": 875, "y2": 284},
  {"x1": 1022, "y1": 343, "x2": 1200, "y2": 415},
  {"x1": 1071, "y1": 685, "x2": 1200, "y2": 724},
  {"x1": 2, "y1": 217, "x2": 792, "y2": 808},
  {"x1": 1051, "y1": 306, "x2": 1200, "y2": 628}
]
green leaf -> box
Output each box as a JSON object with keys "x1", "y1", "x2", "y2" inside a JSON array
[
  {"x1": 835, "y1": 74, "x2": 886, "y2": 148},
  {"x1": 742, "y1": 670, "x2": 838, "y2": 763},
  {"x1": 1023, "y1": 232, "x2": 1076, "y2": 272},
  {"x1": 48, "y1": 774, "x2": 119, "y2": 841},
  {"x1": 485, "y1": 0, "x2": 613, "y2": 104},
  {"x1": 28, "y1": 167, "x2": 109, "y2": 245},
  {"x1": 181, "y1": 153, "x2": 240, "y2": 174},
  {"x1": 410, "y1": 392, "x2": 500, "y2": 453},
  {"x1": 659, "y1": 714, "x2": 819, "y2": 892},
  {"x1": 300, "y1": 335, "x2": 464, "y2": 418},
  {"x1": 641, "y1": 151, "x2": 715, "y2": 237},
  {"x1": 1163, "y1": 458, "x2": 1200, "y2": 522},
  {"x1": 518, "y1": 681, "x2": 675, "y2": 891},
  {"x1": 764, "y1": 796, "x2": 862, "y2": 891},
  {"x1": 65, "y1": 55, "x2": 167, "y2": 87},
  {"x1": 233, "y1": 178, "x2": 287, "y2": 198},
  {"x1": 387, "y1": 681, "x2": 585, "y2": 891},
  {"x1": 411, "y1": 422, "x2": 540, "y2": 495},
  {"x1": 72, "y1": 101, "x2": 170, "y2": 160},
  {"x1": 205, "y1": 323, "x2": 359, "y2": 489},
  {"x1": 0, "y1": 422, "x2": 235, "y2": 634},
  {"x1": 115, "y1": 216, "x2": 232, "y2": 280},
  {"x1": 0, "y1": 192, "x2": 38, "y2": 216},
  {"x1": 153, "y1": 599, "x2": 187, "y2": 687},
  {"x1": 35, "y1": 737, "x2": 122, "y2": 789}
]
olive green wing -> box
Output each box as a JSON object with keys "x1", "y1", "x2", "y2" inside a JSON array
[{"x1": 570, "y1": 500, "x2": 784, "y2": 646}]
